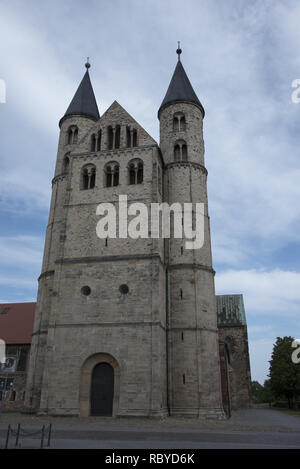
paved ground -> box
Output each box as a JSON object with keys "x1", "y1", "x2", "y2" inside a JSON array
[{"x1": 0, "y1": 408, "x2": 300, "y2": 449}]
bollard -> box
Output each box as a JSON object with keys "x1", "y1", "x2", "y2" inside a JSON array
[
  {"x1": 5, "y1": 424, "x2": 10, "y2": 449},
  {"x1": 40, "y1": 425, "x2": 45, "y2": 449},
  {"x1": 47, "y1": 423, "x2": 52, "y2": 447},
  {"x1": 15, "y1": 423, "x2": 20, "y2": 447}
]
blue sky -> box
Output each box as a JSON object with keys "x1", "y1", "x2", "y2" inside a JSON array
[{"x1": 0, "y1": 0, "x2": 300, "y2": 384}]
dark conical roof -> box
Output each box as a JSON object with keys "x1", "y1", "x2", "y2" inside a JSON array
[
  {"x1": 60, "y1": 68, "x2": 100, "y2": 126},
  {"x1": 158, "y1": 60, "x2": 205, "y2": 118}
]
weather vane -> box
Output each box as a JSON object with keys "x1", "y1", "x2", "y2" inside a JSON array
[{"x1": 85, "y1": 57, "x2": 91, "y2": 69}]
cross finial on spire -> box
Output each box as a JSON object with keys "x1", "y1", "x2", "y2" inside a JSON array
[
  {"x1": 85, "y1": 57, "x2": 91, "y2": 69},
  {"x1": 176, "y1": 41, "x2": 182, "y2": 61}
]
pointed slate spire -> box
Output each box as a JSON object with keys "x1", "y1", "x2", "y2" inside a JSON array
[
  {"x1": 158, "y1": 47, "x2": 205, "y2": 118},
  {"x1": 60, "y1": 60, "x2": 100, "y2": 127}
]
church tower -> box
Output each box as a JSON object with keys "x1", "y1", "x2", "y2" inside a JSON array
[
  {"x1": 25, "y1": 61, "x2": 167, "y2": 417},
  {"x1": 159, "y1": 46, "x2": 225, "y2": 418}
]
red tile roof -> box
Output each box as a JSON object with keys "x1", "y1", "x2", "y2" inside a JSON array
[{"x1": 0, "y1": 303, "x2": 36, "y2": 344}]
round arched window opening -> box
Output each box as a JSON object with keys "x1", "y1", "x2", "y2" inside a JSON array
[
  {"x1": 119, "y1": 284, "x2": 129, "y2": 295},
  {"x1": 81, "y1": 286, "x2": 91, "y2": 296}
]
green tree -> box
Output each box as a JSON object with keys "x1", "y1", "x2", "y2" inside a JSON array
[
  {"x1": 251, "y1": 379, "x2": 274, "y2": 404},
  {"x1": 251, "y1": 380, "x2": 264, "y2": 403},
  {"x1": 269, "y1": 336, "x2": 300, "y2": 408},
  {"x1": 260, "y1": 379, "x2": 274, "y2": 405}
]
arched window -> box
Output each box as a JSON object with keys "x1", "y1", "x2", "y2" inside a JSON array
[
  {"x1": 106, "y1": 165, "x2": 112, "y2": 187},
  {"x1": 137, "y1": 162, "x2": 143, "y2": 184},
  {"x1": 105, "y1": 162, "x2": 119, "y2": 187},
  {"x1": 62, "y1": 155, "x2": 70, "y2": 173},
  {"x1": 173, "y1": 118, "x2": 179, "y2": 131},
  {"x1": 174, "y1": 140, "x2": 188, "y2": 161},
  {"x1": 97, "y1": 130, "x2": 102, "y2": 151},
  {"x1": 174, "y1": 144, "x2": 180, "y2": 161},
  {"x1": 173, "y1": 113, "x2": 186, "y2": 132},
  {"x1": 67, "y1": 128, "x2": 73, "y2": 144},
  {"x1": 73, "y1": 127, "x2": 78, "y2": 144},
  {"x1": 66, "y1": 125, "x2": 79, "y2": 145},
  {"x1": 90, "y1": 166, "x2": 96, "y2": 188},
  {"x1": 107, "y1": 125, "x2": 121, "y2": 150},
  {"x1": 115, "y1": 125, "x2": 120, "y2": 149},
  {"x1": 126, "y1": 127, "x2": 131, "y2": 147},
  {"x1": 91, "y1": 134, "x2": 96, "y2": 152},
  {"x1": 108, "y1": 126, "x2": 113, "y2": 150},
  {"x1": 133, "y1": 129, "x2": 137, "y2": 147},
  {"x1": 182, "y1": 144, "x2": 187, "y2": 161},
  {"x1": 81, "y1": 164, "x2": 96, "y2": 190},
  {"x1": 129, "y1": 163, "x2": 135, "y2": 184},
  {"x1": 113, "y1": 164, "x2": 119, "y2": 186},
  {"x1": 128, "y1": 159, "x2": 143, "y2": 185},
  {"x1": 180, "y1": 115, "x2": 186, "y2": 131},
  {"x1": 126, "y1": 127, "x2": 138, "y2": 148}
]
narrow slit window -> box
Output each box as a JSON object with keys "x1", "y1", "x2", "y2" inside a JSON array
[
  {"x1": 115, "y1": 126, "x2": 120, "y2": 149},
  {"x1": 97, "y1": 130, "x2": 102, "y2": 151},
  {"x1": 106, "y1": 166, "x2": 112, "y2": 187},
  {"x1": 108, "y1": 127, "x2": 113, "y2": 150},
  {"x1": 137, "y1": 163, "x2": 143, "y2": 184},
  {"x1": 91, "y1": 134, "x2": 96, "y2": 152}
]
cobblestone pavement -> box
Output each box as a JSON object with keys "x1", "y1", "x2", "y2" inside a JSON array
[
  {"x1": 0, "y1": 408, "x2": 299, "y2": 448},
  {"x1": 0, "y1": 407, "x2": 300, "y2": 432}
]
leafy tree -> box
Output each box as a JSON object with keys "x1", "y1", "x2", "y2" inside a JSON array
[
  {"x1": 251, "y1": 379, "x2": 274, "y2": 404},
  {"x1": 269, "y1": 336, "x2": 300, "y2": 408},
  {"x1": 251, "y1": 380, "x2": 264, "y2": 403},
  {"x1": 260, "y1": 379, "x2": 274, "y2": 404}
]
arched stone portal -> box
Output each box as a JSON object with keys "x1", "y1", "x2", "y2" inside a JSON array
[
  {"x1": 79, "y1": 353, "x2": 120, "y2": 417},
  {"x1": 91, "y1": 363, "x2": 114, "y2": 416}
]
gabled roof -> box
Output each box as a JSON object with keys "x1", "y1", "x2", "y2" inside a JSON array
[
  {"x1": 216, "y1": 295, "x2": 247, "y2": 327},
  {"x1": 158, "y1": 60, "x2": 205, "y2": 118},
  {"x1": 60, "y1": 68, "x2": 100, "y2": 126},
  {"x1": 98, "y1": 100, "x2": 157, "y2": 146},
  {"x1": 0, "y1": 303, "x2": 35, "y2": 344}
]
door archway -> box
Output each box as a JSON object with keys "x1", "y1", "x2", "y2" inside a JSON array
[
  {"x1": 79, "y1": 353, "x2": 120, "y2": 417},
  {"x1": 91, "y1": 362, "x2": 114, "y2": 416}
]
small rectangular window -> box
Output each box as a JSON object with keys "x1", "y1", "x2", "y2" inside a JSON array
[{"x1": 1, "y1": 307, "x2": 10, "y2": 315}]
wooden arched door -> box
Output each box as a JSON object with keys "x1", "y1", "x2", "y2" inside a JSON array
[{"x1": 90, "y1": 363, "x2": 114, "y2": 416}]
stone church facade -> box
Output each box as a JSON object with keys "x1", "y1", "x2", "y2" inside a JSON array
[{"x1": 23, "y1": 50, "x2": 252, "y2": 418}]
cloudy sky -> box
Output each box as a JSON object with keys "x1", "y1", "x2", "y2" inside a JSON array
[{"x1": 0, "y1": 0, "x2": 300, "y2": 384}]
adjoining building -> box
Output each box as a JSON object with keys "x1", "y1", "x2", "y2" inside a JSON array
[
  {"x1": 217, "y1": 295, "x2": 252, "y2": 416},
  {"x1": 0, "y1": 303, "x2": 35, "y2": 410}
]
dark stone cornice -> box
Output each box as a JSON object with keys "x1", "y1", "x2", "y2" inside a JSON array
[
  {"x1": 38, "y1": 270, "x2": 55, "y2": 281},
  {"x1": 167, "y1": 263, "x2": 215, "y2": 275},
  {"x1": 165, "y1": 161, "x2": 207, "y2": 175},
  {"x1": 55, "y1": 253, "x2": 164, "y2": 266}
]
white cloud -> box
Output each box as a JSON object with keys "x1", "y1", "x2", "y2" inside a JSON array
[
  {"x1": 248, "y1": 338, "x2": 274, "y2": 384},
  {"x1": 0, "y1": 236, "x2": 43, "y2": 268},
  {"x1": 0, "y1": 275, "x2": 36, "y2": 289},
  {"x1": 215, "y1": 268, "x2": 300, "y2": 317},
  {"x1": 0, "y1": 5, "x2": 75, "y2": 135}
]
